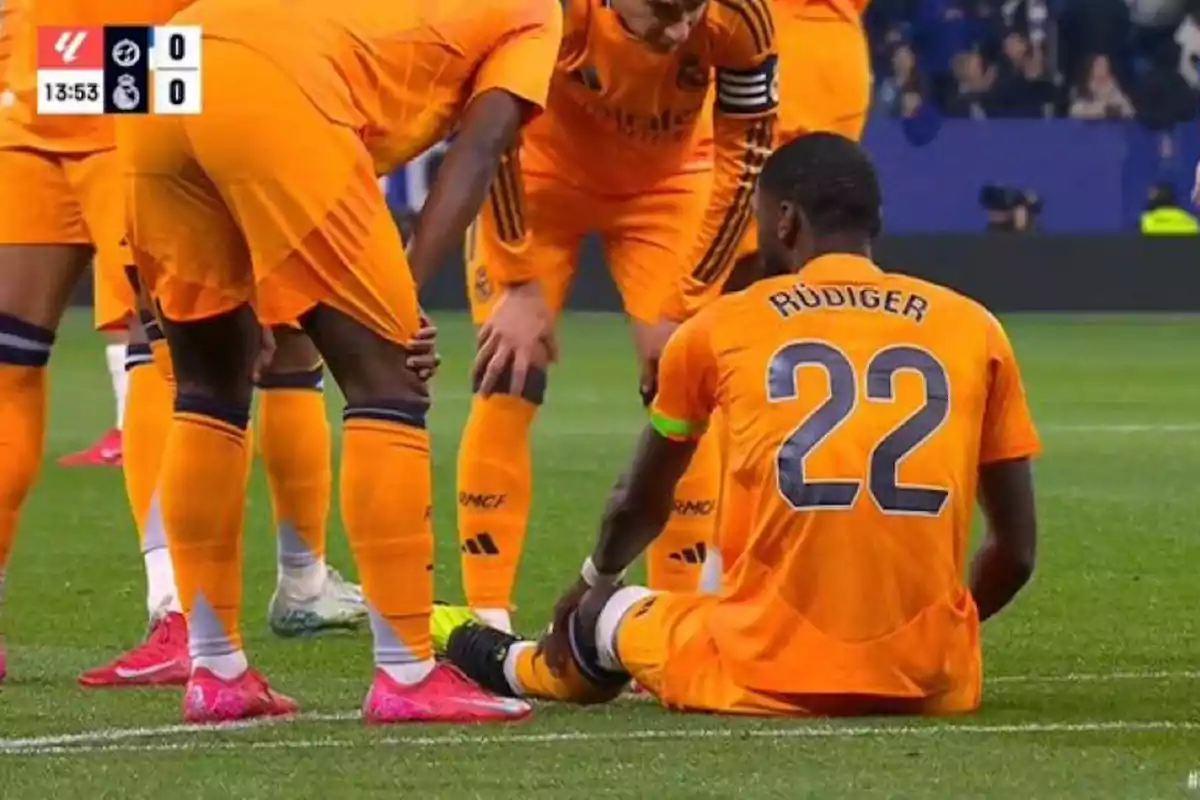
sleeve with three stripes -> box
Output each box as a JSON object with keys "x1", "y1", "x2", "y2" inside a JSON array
[{"x1": 660, "y1": 0, "x2": 779, "y2": 321}]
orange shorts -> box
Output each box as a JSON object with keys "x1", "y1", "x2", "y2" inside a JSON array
[
  {"x1": 0, "y1": 147, "x2": 135, "y2": 330},
  {"x1": 616, "y1": 590, "x2": 980, "y2": 716},
  {"x1": 468, "y1": 148, "x2": 712, "y2": 326},
  {"x1": 122, "y1": 39, "x2": 419, "y2": 342}
]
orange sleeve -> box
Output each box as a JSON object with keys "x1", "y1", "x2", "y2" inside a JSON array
[
  {"x1": 649, "y1": 313, "x2": 719, "y2": 441},
  {"x1": 661, "y1": 0, "x2": 778, "y2": 321},
  {"x1": 979, "y1": 313, "x2": 1042, "y2": 464},
  {"x1": 470, "y1": 0, "x2": 564, "y2": 117}
]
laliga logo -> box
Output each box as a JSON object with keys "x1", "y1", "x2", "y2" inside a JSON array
[{"x1": 54, "y1": 31, "x2": 88, "y2": 64}]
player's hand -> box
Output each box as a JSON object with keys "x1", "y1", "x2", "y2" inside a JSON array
[
  {"x1": 252, "y1": 326, "x2": 277, "y2": 383},
  {"x1": 473, "y1": 283, "x2": 558, "y2": 397},
  {"x1": 406, "y1": 309, "x2": 440, "y2": 383},
  {"x1": 638, "y1": 318, "x2": 680, "y2": 405},
  {"x1": 539, "y1": 576, "x2": 590, "y2": 677},
  {"x1": 1192, "y1": 160, "x2": 1200, "y2": 208}
]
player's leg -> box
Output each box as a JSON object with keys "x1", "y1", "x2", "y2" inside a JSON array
[
  {"x1": 176, "y1": 39, "x2": 527, "y2": 723},
  {"x1": 0, "y1": 148, "x2": 99, "y2": 681},
  {"x1": 78, "y1": 308, "x2": 189, "y2": 687},
  {"x1": 605, "y1": 175, "x2": 721, "y2": 594},
  {"x1": 257, "y1": 325, "x2": 365, "y2": 637},
  {"x1": 438, "y1": 588, "x2": 696, "y2": 707},
  {"x1": 443, "y1": 587, "x2": 800, "y2": 715},
  {"x1": 775, "y1": 8, "x2": 872, "y2": 144},
  {"x1": 456, "y1": 166, "x2": 582, "y2": 632},
  {"x1": 124, "y1": 95, "x2": 298, "y2": 722}
]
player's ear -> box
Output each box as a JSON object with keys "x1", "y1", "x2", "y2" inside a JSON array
[{"x1": 778, "y1": 200, "x2": 803, "y2": 252}]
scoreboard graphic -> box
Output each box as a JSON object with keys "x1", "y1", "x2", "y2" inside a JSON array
[{"x1": 36, "y1": 26, "x2": 202, "y2": 115}]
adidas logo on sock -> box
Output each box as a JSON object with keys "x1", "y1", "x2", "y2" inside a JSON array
[
  {"x1": 667, "y1": 542, "x2": 708, "y2": 565},
  {"x1": 461, "y1": 532, "x2": 500, "y2": 556}
]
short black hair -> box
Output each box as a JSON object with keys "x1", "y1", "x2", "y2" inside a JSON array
[{"x1": 759, "y1": 133, "x2": 883, "y2": 239}]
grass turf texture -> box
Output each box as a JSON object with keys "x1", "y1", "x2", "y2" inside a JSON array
[{"x1": 0, "y1": 310, "x2": 1197, "y2": 798}]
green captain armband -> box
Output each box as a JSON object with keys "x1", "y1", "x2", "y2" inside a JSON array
[{"x1": 649, "y1": 411, "x2": 706, "y2": 440}]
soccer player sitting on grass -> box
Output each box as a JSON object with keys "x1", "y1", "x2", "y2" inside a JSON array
[{"x1": 434, "y1": 133, "x2": 1041, "y2": 716}]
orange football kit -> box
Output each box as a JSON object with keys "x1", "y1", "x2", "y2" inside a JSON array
[
  {"x1": 664, "y1": 0, "x2": 872, "y2": 321},
  {"x1": 458, "y1": 0, "x2": 778, "y2": 615},
  {"x1": 514, "y1": 255, "x2": 1042, "y2": 715},
  {"x1": 0, "y1": 0, "x2": 193, "y2": 330},
  {"x1": 122, "y1": 0, "x2": 561, "y2": 693}
]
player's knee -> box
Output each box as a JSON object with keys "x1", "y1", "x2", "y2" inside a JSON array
[
  {"x1": 299, "y1": 303, "x2": 427, "y2": 409},
  {"x1": 264, "y1": 326, "x2": 322, "y2": 376},
  {"x1": 159, "y1": 306, "x2": 259, "y2": 409},
  {"x1": 470, "y1": 357, "x2": 548, "y2": 406},
  {"x1": 258, "y1": 326, "x2": 323, "y2": 391}
]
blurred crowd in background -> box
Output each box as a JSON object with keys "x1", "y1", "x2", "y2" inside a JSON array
[{"x1": 868, "y1": 0, "x2": 1200, "y2": 128}]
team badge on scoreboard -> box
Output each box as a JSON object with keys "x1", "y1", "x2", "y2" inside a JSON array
[{"x1": 36, "y1": 25, "x2": 202, "y2": 116}]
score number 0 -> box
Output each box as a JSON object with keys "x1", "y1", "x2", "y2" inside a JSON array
[{"x1": 152, "y1": 26, "x2": 202, "y2": 115}]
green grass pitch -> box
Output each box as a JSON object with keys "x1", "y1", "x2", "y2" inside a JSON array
[{"x1": 1, "y1": 310, "x2": 1198, "y2": 798}]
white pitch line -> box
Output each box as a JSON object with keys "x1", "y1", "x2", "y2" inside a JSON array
[
  {"x1": 0, "y1": 669, "x2": 1194, "y2": 753},
  {"x1": 1, "y1": 720, "x2": 1197, "y2": 758},
  {"x1": 991, "y1": 670, "x2": 1200, "y2": 684},
  {"x1": 1044, "y1": 423, "x2": 1200, "y2": 434}
]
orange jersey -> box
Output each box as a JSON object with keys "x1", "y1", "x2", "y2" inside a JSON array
[
  {"x1": 0, "y1": 0, "x2": 195, "y2": 152},
  {"x1": 179, "y1": 0, "x2": 562, "y2": 173},
  {"x1": 526, "y1": 0, "x2": 777, "y2": 192},
  {"x1": 650, "y1": 254, "x2": 1041, "y2": 699}
]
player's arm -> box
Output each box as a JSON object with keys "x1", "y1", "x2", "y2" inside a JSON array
[
  {"x1": 660, "y1": 2, "x2": 778, "y2": 322},
  {"x1": 406, "y1": 6, "x2": 563, "y2": 287},
  {"x1": 971, "y1": 458, "x2": 1037, "y2": 622},
  {"x1": 969, "y1": 316, "x2": 1042, "y2": 622},
  {"x1": 588, "y1": 317, "x2": 718, "y2": 577}
]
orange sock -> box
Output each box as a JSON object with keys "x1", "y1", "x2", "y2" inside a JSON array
[
  {"x1": 159, "y1": 397, "x2": 250, "y2": 667},
  {"x1": 256, "y1": 367, "x2": 331, "y2": 596},
  {"x1": 341, "y1": 405, "x2": 434, "y2": 675},
  {"x1": 510, "y1": 643, "x2": 621, "y2": 704},
  {"x1": 646, "y1": 423, "x2": 722, "y2": 592},
  {"x1": 0, "y1": 314, "x2": 53, "y2": 596},
  {"x1": 122, "y1": 344, "x2": 178, "y2": 616},
  {"x1": 455, "y1": 388, "x2": 541, "y2": 620}
]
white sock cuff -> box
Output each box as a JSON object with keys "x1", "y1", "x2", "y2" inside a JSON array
[
  {"x1": 503, "y1": 641, "x2": 536, "y2": 696},
  {"x1": 595, "y1": 586, "x2": 653, "y2": 672},
  {"x1": 105, "y1": 343, "x2": 126, "y2": 373},
  {"x1": 106, "y1": 344, "x2": 128, "y2": 428}
]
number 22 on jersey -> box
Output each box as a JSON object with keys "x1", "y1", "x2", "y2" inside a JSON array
[{"x1": 767, "y1": 340, "x2": 951, "y2": 516}]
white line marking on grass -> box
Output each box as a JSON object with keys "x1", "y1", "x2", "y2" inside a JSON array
[
  {"x1": 1045, "y1": 423, "x2": 1200, "y2": 434},
  {"x1": 1, "y1": 720, "x2": 1197, "y2": 757},
  {"x1": 0, "y1": 669, "x2": 1193, "y2": 754},
  {"x1": 992, "y1": 670, "x2": 1200, "y2": 684}
]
